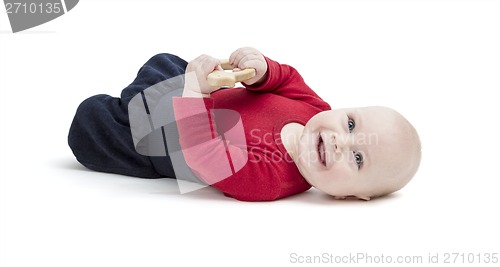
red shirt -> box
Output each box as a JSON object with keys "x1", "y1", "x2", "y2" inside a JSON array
[{"x1": 173, "y1": 57, "x2": 331, "y2": 201}]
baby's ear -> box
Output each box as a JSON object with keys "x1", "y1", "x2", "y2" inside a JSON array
[{"x1": 356, "y1": 195, "x2": 371, "y2": 201}]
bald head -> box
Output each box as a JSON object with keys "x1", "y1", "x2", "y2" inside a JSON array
[
  {"x1": 298, "y1": 106, "x2": 421, "y2": 200},
  {"x1": 363, "y1": 106, "x2": 421, "y2": 198}
]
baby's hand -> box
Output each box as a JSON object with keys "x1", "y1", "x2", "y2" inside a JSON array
[
  {"x1": 229, "y1": 47, "x2": 267, "y2": 85},
  {"x1": 183, "y1": 54, "x2": 222, "y2": 98}
]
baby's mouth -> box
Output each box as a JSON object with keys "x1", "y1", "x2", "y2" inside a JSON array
[{"x1": 318, "y1": 134, "x2": 326, "y2": 166}]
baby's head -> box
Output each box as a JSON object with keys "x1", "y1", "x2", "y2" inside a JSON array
[{"x1": 296, "y1": 106, "x2": 421, "y2": 200}]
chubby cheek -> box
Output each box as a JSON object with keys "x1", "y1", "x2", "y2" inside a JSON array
[
  {"x1": 313, "y1": 165, "x2": 353, "y2": 193},
  {"x1": 306, "y1": 112, "x2": 342, "y2": 132}
]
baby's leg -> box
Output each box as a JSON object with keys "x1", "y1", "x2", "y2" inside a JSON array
[
  {"x1": 68, "y1": 53, "x2": 187, "y2": 178},
  {"x1": 68, "y1": 94, "x2": 161, "y2": 177},
  {"x1": 120, "y1": 53, "x2": 188, "y2": 106}
]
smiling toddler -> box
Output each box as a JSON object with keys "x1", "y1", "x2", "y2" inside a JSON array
[{"x1": 68, "y1": 47, "x2": 421, "y2": 201}]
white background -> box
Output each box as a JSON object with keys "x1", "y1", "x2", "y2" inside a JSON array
[{"x1": 1, "y1": 1, "x2": 499, "y2": 267}]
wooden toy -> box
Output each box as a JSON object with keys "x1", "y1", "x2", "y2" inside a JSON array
[{"x1": 207, "y1": 59, "x2": 256, "y2": 88}]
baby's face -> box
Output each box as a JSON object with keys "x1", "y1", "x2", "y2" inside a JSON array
[{"x1": 296, "y1": 106, "x2": 420, "y2": 200}]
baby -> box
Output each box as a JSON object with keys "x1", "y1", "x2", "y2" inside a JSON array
[{"x1": 68, "y1": 47, "x2": 421, "y2": 201}]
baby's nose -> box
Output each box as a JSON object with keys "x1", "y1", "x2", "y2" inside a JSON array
[
  {"x1": 333, "y1": 143, "x2": 342, "y2": 153},
  {"x1": 332, "y1": 134, "x2": 350, "y2": 152}
]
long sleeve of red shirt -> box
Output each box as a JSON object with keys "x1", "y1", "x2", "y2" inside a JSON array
[{"x1": 172, "y1": 57, "x2": 331, "y2": 201}]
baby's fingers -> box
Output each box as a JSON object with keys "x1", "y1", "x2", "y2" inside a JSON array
[
  {"x1": 239, "y1": 58, "x2": 262, "y2": 70},
  {"x1": 229, "y1": 47, "x2": 261, "y2": 67}
]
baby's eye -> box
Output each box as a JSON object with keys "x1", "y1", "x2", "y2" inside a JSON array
[
  {"x1": 348, "y1": 118, "x2": 356, "y2": 132},
  {"x1": 353, "y1": 151, "x2": 363, "y2": 168}
]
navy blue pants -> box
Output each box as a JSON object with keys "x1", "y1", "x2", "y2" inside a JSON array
[{"x1": 68, "y1": 53, "x2": 188, "y2": 178}]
